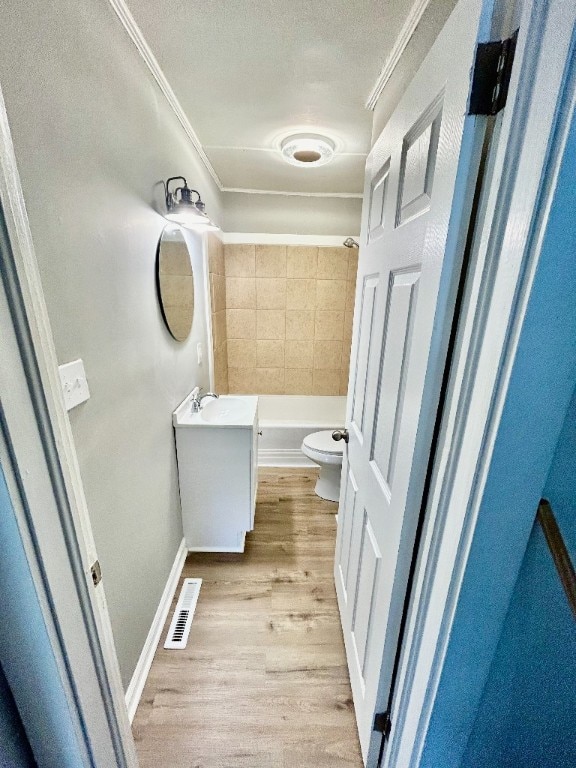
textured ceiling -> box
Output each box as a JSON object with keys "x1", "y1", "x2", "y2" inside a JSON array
[{"x1": 125, "y1": 0, "x2": 424, "y2": 195}]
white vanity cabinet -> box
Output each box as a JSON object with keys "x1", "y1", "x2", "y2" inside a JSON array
[{"x1": 173, "y1": 393, "x2": 259, "y2": 552}]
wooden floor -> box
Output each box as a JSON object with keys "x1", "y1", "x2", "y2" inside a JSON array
[{"x1": 133, "y1": 468, "x2": 363, "y2": 768}]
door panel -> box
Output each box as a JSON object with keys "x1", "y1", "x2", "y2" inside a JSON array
[
  {"x1": 371, "y1": 269, "x2": 421, "y2": 491},
  {"x1": 335, "y1": 0, "x2": 489, "y2": 761},
  {"x1": 351, "y1": 275, "x2": 380, "y2": 441},
  {"x1": 368, "y1": 159, "x2": 391, "y2": 240},
  {"x1": 397, "y1": 99, "x2": 443, "y2": 226},
  {"x1": 336, "y1": 466, "x2": 359, "y2": 604},
  {"x1": 351, "y1": 515, "x2": 382, "y2": 680}
]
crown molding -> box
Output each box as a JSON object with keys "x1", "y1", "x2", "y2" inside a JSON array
[
  {"x1": 222, "y1": 187, "x2": 363, "y2": 199},
  {"x1": 107, "y1": 0, "x2": 223, "y2": 190},
  {"x1": 366, "y1": 0, "x2": 432, "y2": 111}
]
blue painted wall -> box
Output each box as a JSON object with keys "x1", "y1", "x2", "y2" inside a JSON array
[
  {"x1": 0, "y1": 463, "x2": 84, "y2": 766},
  {"x1": 0, "y1": 661, "x2": 35, "y2": 768},
  {"x1": 462, "y1": 386, "x2": 576, "y2": 766}
]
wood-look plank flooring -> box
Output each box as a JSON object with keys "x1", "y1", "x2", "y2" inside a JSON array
[{"x1": 133, "y1": 468, "x2": 363, "y2": 768}]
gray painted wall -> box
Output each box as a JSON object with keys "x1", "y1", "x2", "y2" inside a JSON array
[
  {"x1": 0, "y1": 0, "x2": 219, "y2": 685},
  {"x1": 222, "y1": 190, "x2": 362, "y2": 236}
]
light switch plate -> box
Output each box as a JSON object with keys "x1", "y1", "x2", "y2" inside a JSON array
[{"x1": 59, "y1": 358, "x2": 90, "y2": 411}]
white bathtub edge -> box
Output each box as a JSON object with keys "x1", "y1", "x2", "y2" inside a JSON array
[{"x1": 258, "y1": 448, "x2": 316, "y2": 468}]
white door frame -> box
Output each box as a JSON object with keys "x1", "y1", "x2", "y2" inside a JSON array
[
  {"x1": 0, "y1": 84, "x2": 137, "y2": 766},
  {"x1": 383, "y1": 1, "x2": 576, "y2": 766}
]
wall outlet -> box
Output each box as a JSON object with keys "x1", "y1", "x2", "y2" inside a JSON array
[{"x1": 59, "y1": 358, "x2": 90, "y2": 411}]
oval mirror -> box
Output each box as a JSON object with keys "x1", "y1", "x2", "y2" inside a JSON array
[{"x1": 156, "y1": 225, "x2": 194, "y2": 341}]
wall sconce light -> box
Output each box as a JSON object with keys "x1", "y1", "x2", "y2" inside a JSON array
[{"x1": 164, "y1": 176, "x2": 218, "y2": 231}]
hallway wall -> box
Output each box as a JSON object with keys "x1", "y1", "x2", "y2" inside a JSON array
[
  {"x1": 462, "y1": 385, "x2": 576, "y2": 767},
  {"x1": 0, "y1": 0, "x2": 221, "y2": 686}
]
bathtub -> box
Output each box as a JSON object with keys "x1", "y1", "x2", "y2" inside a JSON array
[{"x1": 257, "y1": 395, "x2": 347, "y2": 466}]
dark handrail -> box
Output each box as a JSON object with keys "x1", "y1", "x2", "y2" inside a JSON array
[{"x1": 537, "y1": 499, "x2": 576, "y2": 620}]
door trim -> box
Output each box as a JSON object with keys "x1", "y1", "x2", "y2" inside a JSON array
[
  {"x1": 383, "y1": 1, "x2": 576, "y2": 766},
  {"x1": 0, "y1": 84, "x2": 137, "y2": 765}
]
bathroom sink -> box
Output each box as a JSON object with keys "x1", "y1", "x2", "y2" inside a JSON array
[
  {"x1": 173, "y1": 391, "x2": 258, "y2": 428},
  {"x1": 200, "y1": 397, "x2": 253, "y2": 424}
]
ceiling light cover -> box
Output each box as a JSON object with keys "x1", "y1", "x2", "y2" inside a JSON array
[{"x1": 280, "y1": 134, "x2": 335, "y2": 168}]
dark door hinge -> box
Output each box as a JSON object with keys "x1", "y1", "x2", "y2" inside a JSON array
[
  {"x1": 469, "y1": 30, "x2": 518, "y2": 115},
  {"x1": 374, "y1": 710, "x2": 392, "y2": 739},
  {"x1": 90, "y1": 559, "x2": 102, "y2": 587}
]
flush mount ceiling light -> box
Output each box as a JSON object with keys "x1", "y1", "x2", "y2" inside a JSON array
[
  {"x1": 164, "y1": 176, "x2": 218, "y2": 230},
  {"x1": 280, "y1": 133, "x2": 335, "y2": 167}
]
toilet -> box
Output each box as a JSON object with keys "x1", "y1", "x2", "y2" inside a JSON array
[{"x1": 301, "y1": 430, "x2": 344, "y2": 502}]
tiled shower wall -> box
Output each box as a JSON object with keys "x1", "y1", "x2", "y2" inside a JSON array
[
  {"x1": 207, "y1": 233, "x2": 228, "y2": 393},
  {"x1": 224, "y1": 244, "x2": 358, "y2": 395}
]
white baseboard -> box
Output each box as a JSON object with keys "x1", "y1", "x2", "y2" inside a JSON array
[
  {"x1": 258, "y1": 448, "x2": 316, "y2": 467},
  {"x1": 125, "y1": 538, "x2": 187, "y2": 722}
]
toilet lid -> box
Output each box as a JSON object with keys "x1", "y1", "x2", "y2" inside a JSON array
[{"x1": 303, "y1": 430, "x2": 344, "y2": 455}]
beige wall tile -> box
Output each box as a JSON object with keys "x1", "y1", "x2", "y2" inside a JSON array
[
  {"x1": 256, "y1": 310, "x2": 285, "y2": 340},
  {"x1": 341, "y1": 339, "x2": 352, "y2": 372},
  {"x1": 285, "y1": 368, "x2": 314, "y2": 395},
  {"x1": 255, "y1": 367, "x2": 285, "y2": 394},
  {"x1": 213, "y1": 341, "x2": 229, "y2": 394},
  {"x1": 316, "y1": 279, "x2": 347, "y2": 310},
  {"x1": 344, "y1": 310, "x2": 354, "y2": 343},
  {"x1": 342, "y1": 311, "x2": 354, "y2": 339},
  {"x1": 347, "y1": 250, "x2": 359, "y2": 281},
  {"x1": 227, "y1": 309, "x2": 256, "y2": 339},
  {"x1": 212, "y1": 310, "x2": 227, "y2": 348},
  {"x1": 285, "y1": 340, "x2": 314, "y2": 369},
  {"x1": 312, "y1": 370, "x2": 340, "y2": 395},
  {"x1": 317, "y1": 247, "x2": 349, "y2": 279},
  {"x1": 257, "y1": 340, "x2": 285, "y2": 368},
  {"x1": 211, "y1": 273, "x2": 226, "y2": 313},
  {"x1": 286, "y1": 311, "x2": 315, "y2": 340},
  {"x1": 314, "y1": 340, "x2": 342, "y2": 370},
  {"x1": 220, "y1": 241, "x2": 358, "y2": 395},
  {"x1": 286, "y1": 278, "x2": 316, "y2": 310},
  {"x1": 228, "y1": 367, "x2": 257, "y2": 394},
  {"x1": 214, "y1": 365, "x2": 228, "y2": 395},
  {"x1": 345, "y1": 279, "x2": 357, "y2": 312},
  {"x1": 225, "y1": 244, "x2": 255, "y2": 277},
  {"x1": 315, "y1": 310, "x2": 345, "y2": 341},
  {"x1": 339, "y1": 369, "x2": 350, "y2": 396},
  {"x1": 226, "y1": 277, "x2": 256, "y2": 309},
  {"x1": 286, "y1": 246, "x2": 317, "y2": 278},
  {"x1": 208, "y1": 233, "x2": 225, "y2": 276},
  {"x1": 227, "y1": 339, "x2": 256, "y2": 369},
  {"x1": 256, "y1": 278, "x2": 286, "y2": 309},
  {"x1": 255, "y1": 245, "x2": 286, "y2": 277}
]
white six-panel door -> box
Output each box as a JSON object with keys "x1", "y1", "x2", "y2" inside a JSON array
[{"x1": 335, "y1": 0, "x2": 492, "y2": 760}]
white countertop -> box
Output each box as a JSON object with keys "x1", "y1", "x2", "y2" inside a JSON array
[{"x1": 173, "y1": 392, "x2": 258, "y2": 428}]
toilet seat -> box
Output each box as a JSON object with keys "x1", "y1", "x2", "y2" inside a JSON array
[{"x1": 302, "y1": 430, "x2": 344, "y2": 466}]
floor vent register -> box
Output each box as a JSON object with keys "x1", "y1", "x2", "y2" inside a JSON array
[{"x1": 164, "y1": 578, "x2": 202, "y2": 649}]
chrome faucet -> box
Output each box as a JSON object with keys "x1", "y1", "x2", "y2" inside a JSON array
[{"x1": 190, "y1": 388, "x2": 219, "y2": 412}]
